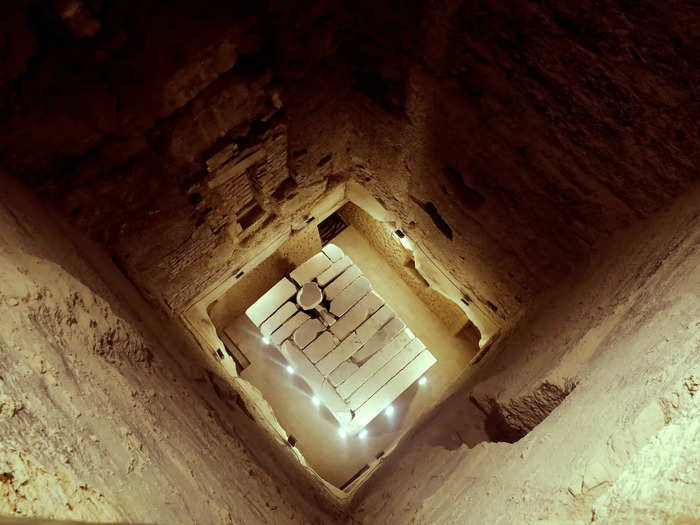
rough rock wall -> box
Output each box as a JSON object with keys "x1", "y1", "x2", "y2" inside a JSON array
[
  {"x1": 0, "y1": 1, "x2": 340, "y2": 312},
  {"x1": 351, "y1": 187, "x2": 700, "y2": 523},
  {"x1": 338, "y1": 202, "x2": 471, "y2": 335},
  {"x1": 330, "y1": 0, "x2": 700, "y2": 322},
  {"x1": 2, "y1": 0, "x2": 696, "y2": 327},
  {"x1": 0, "y1": 176, "x2": 341, "y2": 522}
]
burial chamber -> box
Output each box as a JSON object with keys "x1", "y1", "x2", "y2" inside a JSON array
[{"x1": 0, "y1": 1, "x2": 698, "y2": 523}]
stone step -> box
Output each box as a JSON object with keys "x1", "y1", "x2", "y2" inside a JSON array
[
  {"x1": 328, "y1": 361, "x2": 359, "y2": 387},
  {"x1": 280, "y1": 340, "x2": 352, "y2": 425},
  {"x1": 302, "y1": 331, "x2": 338, "y2": 363},
  {"x1": 322, "y1": 243, "x2": 345, "y2": 262},
  {"x1": 317, "y1": 255, "x2": 353, "y2": 286},
  {"x1": 329, "y1": 276, "x2": 372, "y2": 318}
]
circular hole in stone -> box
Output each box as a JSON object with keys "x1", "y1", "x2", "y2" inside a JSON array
[{"x1": 297, "y1": 282, "x2": 323, "y2": 310}]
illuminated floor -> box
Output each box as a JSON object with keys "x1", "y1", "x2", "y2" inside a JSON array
[{"x1": 223, "y1": 226, "x2": 478, "y2": 487}]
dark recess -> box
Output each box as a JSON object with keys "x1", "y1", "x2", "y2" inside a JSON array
[
  {"x1": 317, "y1": 154, "x2": 332, "y2": 167},
  {"x1": 339, "y1": 463, "x2": 370, "y2": 491},
  {"x1": 410, "y1": 196, "x2": 453, "y2": 240},
  {"x1": 238, "y1": 203, "x2": 265, "y2": 230},
  {"x1": 188, "y1": 192, "x2": 203, "y2": 205},
  {"x1": 271, "y1": 176, "x2": 298, "y2": 200},
  {"x1": 442, "y1": 168, "x2": 486, "y2": 210},
  {"x1": 234, "y1": 46, "x2": 278, "y2": 76},
  {"x1": 317, "y1": 211, "x2": 348, "y2": 244}
]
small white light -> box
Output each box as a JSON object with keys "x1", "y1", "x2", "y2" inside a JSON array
[
  {"x1": 418, "y1": 376, "x2": 428, "y2": 386},
  {"x1": 338, "y1": 428, "x2": 347, "y2": 438},
  {"x1": 262, "y1": 336, "x2": 270, "y2": 345},
  {"x1": 405, "y1": 328, "x2": 415, "y2": 339},
  {"x1": 358, "y1": 429, "x2": 368, "y2": 439},
  {"x1": 399, "y1": 236, "x2": 413, "y2": 250},
  {"x1": 312, "y1": 396, "x2": 320, "y2": 406},
  {"x1": 286, "y1": 365, "x2": 295, "y2": 374},
  {"x1": 384, "y1": 405, "x2": 394, "y2": 416}
]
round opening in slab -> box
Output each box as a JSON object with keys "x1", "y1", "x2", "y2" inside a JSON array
[{"x1": 297, "y1": 282, "x2": 323, "y2": 310}]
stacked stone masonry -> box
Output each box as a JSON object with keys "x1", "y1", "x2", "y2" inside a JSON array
[{"x1": 244, "y1": 245, "x2": 436, "y2": 434}]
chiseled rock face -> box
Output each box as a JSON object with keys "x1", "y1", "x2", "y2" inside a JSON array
[
  {"x1": 0, "y1": 180, "x2": 337, "y2": 524},
  {"x1": 353, "y1": 190, "x2": 700, "y2": 525},
  {"x1": 0, "y1": 0, "x2": 697, "y2": 323}
]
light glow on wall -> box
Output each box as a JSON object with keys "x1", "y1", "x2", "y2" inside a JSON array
[{"x1": 393, "y1": 229, "x2": 414, "y2": 250}]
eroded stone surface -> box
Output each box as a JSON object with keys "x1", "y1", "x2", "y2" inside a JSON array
[
  {"x1": 0, "y1": 176, "x2": 339, "y2": 524},
  {"x1": 1, "y1": 2, "x2": 698, "y2": 521},
  {"x1": 1, "y1": 0, "x2": 695, "y2": 333}
]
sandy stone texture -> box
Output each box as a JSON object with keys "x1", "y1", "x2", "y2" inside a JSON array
[
  {"x1": 352, "y1": 189, "x2": 700, "y2": 524},
  {"x1": 0, "y1": 176, "x2": 342, "y2": 524}
]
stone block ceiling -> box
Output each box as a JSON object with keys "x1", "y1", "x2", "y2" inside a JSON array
[{"x1": 245, "y1": 244, "x2": 436, "y2": 433}]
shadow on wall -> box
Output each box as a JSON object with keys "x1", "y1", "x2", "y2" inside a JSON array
[
  {"x1": 424, "y1": 378, "x2": 578, "y2": 453},
  {"x1": 337, "y1": 201, "x2": 472, "y2": 337},
  {"x1": 339, "y1": 0, "x2": 699, "y2": 342},
  {"x1": 415, "y1": 1, "x2": 699, "y2": 313}
]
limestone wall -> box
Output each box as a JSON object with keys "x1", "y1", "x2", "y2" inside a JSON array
[
  {"x1": 352, "y1": 187, "x2": 700, "y2": 524},
  {"x1": 0, "y1": 175, "x2": 342, "y2": 522},
  {"x1": 2, "y1": 1, "x2": 696, "y2": 330}
]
